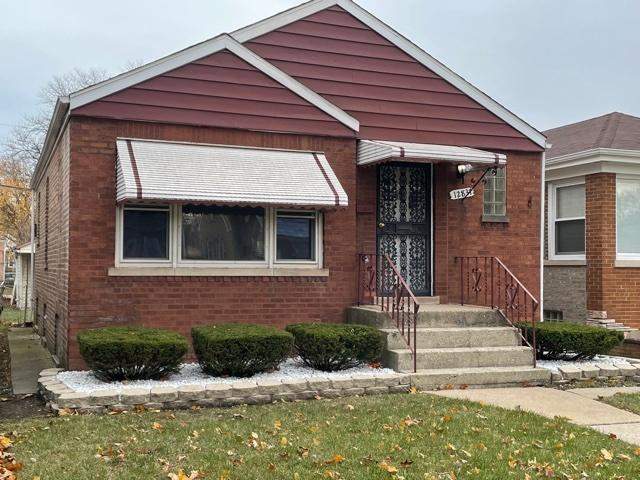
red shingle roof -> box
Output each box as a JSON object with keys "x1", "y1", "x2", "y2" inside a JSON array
[{"x1": 545, "y1": 112, "x2": 640, "y2": 159}]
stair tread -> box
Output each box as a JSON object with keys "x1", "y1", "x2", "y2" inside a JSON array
[
  {"x1": 414, "y1": 366, "x2": 546, "y2": 374},
  {"x1": 380, "y1": 327, "x2": 516, "y2": 333},
  {"x1": 391, "y1": 346, "x2": 531, "y2": 354}
]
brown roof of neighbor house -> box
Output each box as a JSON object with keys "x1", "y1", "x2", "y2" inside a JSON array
[{"x1": 545, "y1": 112, "x2": 640, "y2": 159}]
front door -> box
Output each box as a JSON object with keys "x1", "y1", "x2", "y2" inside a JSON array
[{"x1": 377, "y1": 163, "x2": 432, "y2": 296}]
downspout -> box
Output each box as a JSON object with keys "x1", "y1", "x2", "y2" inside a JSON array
[
  {"x1": 539, "y1": 148, "x2": 547, "y2": 322},
  {"x1": 29, "y1": 195, "x2": 35, "y2": 326}
]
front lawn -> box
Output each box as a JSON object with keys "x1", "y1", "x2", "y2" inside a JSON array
[
  {"x1": 601, "y1": 392, "x2": 640, "y2": 415},
  {"x1": 1, "y1": 394, "x2": 639, "y2": 479}
]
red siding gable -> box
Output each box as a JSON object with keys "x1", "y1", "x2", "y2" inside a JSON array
[
  {"x1": 246, "y1": 5, "x2": 540, "y2": 152},
  {"x1": 72, "y1": 50, "x2": 354, "y2": 138}
]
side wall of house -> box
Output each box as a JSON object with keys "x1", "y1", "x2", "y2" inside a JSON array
[
  {"x1": 356, "y1": 152, "x2": 542, "y2": 304},
  {"x1": 586, "y1": 172, "x2": 640, "y2": 328},
  {"x1": 32, "y1": 125, "x2": 71, "y2": 365},
  {"x1": 65, "y1": 117, "x2": 357, "y2": 369}
]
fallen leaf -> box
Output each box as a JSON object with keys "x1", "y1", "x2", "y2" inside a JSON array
[
  {"x1": 325, "y1": 454, "x2": 345, "y2": 464},
  {"x1": 601, "y1": 448, "x2": 613, "y2": 461},
  {"x1": 152, "y1": 422, "x2": 163, "y2": 430}
]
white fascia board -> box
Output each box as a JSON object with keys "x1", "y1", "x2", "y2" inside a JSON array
[
  {"x1": 68, "y1": 34, "x2": 358, "y2": 132},
  {"x1": 545, "y1": 148, "x2": 640, "y2": 181},
  {"x1": 233, "y1": 0, "x2": 546, "y2": 149},
  {"x1": 69, "y1": 35, "x2": 230, "y2": 110},
  {"x1": 225, "y1": 37, "x2": 359, "y2": 131},
  {"x1": 30, "y1": 97, "x2": 70, "y2": 190}
]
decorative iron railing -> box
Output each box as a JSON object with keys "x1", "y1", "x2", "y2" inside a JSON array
[
  {"x1": 357, "y1": 253, "x2": 419, "y2": 372},
  {"x1": 455, "y1": 256, "x2": 538, "y2": 367}
]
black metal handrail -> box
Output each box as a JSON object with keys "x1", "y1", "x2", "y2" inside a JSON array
[
  {"x1": 357, "y1": 253, "x2": 419, "y2": 372},
  {"x1": 455, "y1": 256, "x2": 538, "y2": 367}
]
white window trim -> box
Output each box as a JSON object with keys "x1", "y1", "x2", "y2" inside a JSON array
[
  {"x1": 115, "y1": 204, "x2": 174, "y2": 267},
  {"x1": 547, "y1": 178, "x2": 586, "y2": 261},
  {"x1": 272, "y1": 209, "x2": 323, "y2": 267},
  {"x1": 616, "y1": 174, "x2": 640, "y2": 261},
  {"x1": 115, "y1": 204, "x2": 323, "y2": 271},
  {"x1": 483, "y1": 166, "x2": 507, "y2": 217}
]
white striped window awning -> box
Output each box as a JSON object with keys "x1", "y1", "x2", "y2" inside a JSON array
[
  {"x1": 115, "y1": 138, "x2": 348, "y2": 208},
  {"x1": 357, "y1": 139, "x2": 507, "y2": 167}
]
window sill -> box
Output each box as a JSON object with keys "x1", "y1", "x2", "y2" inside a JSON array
[
  {"x1": 482, "y1": 214, "x2": 509, "y2": 224},
  {"x1": 544, "y1": 259, "x2": 586, "y2": 266},
  {"x1": 108, "y1": 266, "x2": 330, "y2": 277},
  {"x1": 615, "y1": 260, "x2": 640, "y2": 268}
]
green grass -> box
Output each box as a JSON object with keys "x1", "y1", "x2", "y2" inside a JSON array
[
  {"x1": 1, "y1": 394, "x2": 639, "y2": 479},
  {"x1": 601, "y1": 392, "x2": 640, "y2": 415},
  {"x1": 0, "y1": 307, "x2": 27, "y2": 329}
]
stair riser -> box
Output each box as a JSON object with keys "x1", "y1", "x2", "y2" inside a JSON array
[
  {"x1": 417, "y1": 311, "x2": 507, "y2": 328},
  {"x1": 411, "y1": 369, "x2": 550, "y2": 388},
  {"x1": 384, "y1": 329, "x2": 521, "y2": 350},
  {"x1": 386, "y1": 349, "x2": 534, "y2": 371}
]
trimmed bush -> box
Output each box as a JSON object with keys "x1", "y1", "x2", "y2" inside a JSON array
[
  {"x1": 519, "y1": 321, "x2": 624, "y2": 361},
  {"x1": 192, "y1": 324, "x2": 293, "y2": 377},
  {"x1": 286, "y1": 323, "x2": 385, "y2": 372},
  {"x1": 77, "y1": 327, "x2": 188, "y2": 381}
]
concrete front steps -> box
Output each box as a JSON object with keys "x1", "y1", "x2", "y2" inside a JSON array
[{"x1": 346, "y1": 303, "x2": 550, "y2": 389}]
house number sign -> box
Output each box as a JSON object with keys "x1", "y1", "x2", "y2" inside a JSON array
[{"x1": 449, "y1": 187, "x2": 474, "y2": 200}]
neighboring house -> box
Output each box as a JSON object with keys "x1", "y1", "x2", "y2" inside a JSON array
[
  {"x1": 30, "y1": 0, "x2": 546, "y2": 368},
  {"x1": 544, "y1": 112, "x2": 640, "y2": 330},
  {"x1": 13, "y1": 242, "x2": 33, "y2": 311}
]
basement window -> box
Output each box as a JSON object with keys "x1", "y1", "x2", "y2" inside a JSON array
[{"x1": 543, "y1": 309, "x2": 563, "y2": 321}]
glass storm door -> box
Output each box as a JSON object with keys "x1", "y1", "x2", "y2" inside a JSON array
[{"x1": 377, "y1": 163, "x2": 431, "y2": 296}]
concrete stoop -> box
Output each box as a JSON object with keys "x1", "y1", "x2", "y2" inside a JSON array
[{"x1": 347, "y1": 305, "x2": 550, "y2": 389}]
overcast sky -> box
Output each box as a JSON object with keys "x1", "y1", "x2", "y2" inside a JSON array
[{"x1": 2, "y1": 0, "x2": 639, "y2": 142}]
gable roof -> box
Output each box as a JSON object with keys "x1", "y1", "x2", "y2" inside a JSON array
[
  {"x1": 70, "y1": 34, "x2": 359, "y2": 132},
  {"x1": 545, "y1": 112, "x2": 640, "y2": 159},
  {"x1": 67, "y1": 0, "x2": 544, "y2": 148}
]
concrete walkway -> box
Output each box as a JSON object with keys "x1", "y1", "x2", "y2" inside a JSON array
[
  {"x1": 8, "y1": 328, "x2": 55, "y2": 394},
  {"x1": 433, "y1": 387, "x2": 640, "y2": 445}
]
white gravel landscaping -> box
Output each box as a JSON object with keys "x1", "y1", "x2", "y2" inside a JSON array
[
  {"x1": 538, "y1": 355, "x2": 639, "y2": 372},
  {"x1": 57, "y1": 358, "x2": 396, "y2": 394}
]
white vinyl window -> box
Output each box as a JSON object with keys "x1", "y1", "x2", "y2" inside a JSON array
[
  {"x1": 116, "y1": 204, "x2": 322, "y2": 269},
  {"x1": 549, "y1": 181, "x2": 585, "y2": 260},
  {"x1": 617, "y1": 177, "x2": 640, "y2": 260}
]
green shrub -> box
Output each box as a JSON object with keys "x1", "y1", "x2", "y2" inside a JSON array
[
  {"x1": 77, "y1": 327, "x2": 188, "y2": 381},
  {"x1": 285, "y1": 323, "x2": 385, "y2": 372},
  {"x1": 192, "y1": 324, "x2": 293, "y2": 377},
  {"x1": 519, "y1": 321, "x2": 624, "y2": 361}
]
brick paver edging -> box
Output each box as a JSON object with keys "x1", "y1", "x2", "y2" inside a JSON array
[
  {"x1": 549, "y1": 359, "x2": 640, "y2": 384},
  {"x1": 37, "y1": 369, "x2": 414, "y2": 414}
]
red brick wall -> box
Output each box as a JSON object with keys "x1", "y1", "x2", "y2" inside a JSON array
[
  {"x1": 32, "y1": 126, "x2": 71, "y2": 365},
  {"x1": 586, "y1": 173, "x2": 640, "y2": 328},
  {"x1": 64, "y1": 117, "x2": 357, "y2": 369},
  {"x1": 355, "y1": 153, "x2": 542, "y2": 305}
]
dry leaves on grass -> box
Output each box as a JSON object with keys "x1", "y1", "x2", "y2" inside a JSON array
[
  {"x1": 0, "y1": 434, "x2": 22, "y2": 480},
  {"x1": 167, "y1": 470, "x2": 205, "y2": 480}
]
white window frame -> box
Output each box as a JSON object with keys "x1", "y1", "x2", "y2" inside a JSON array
[
  {"x1": 115, "y1": 204, "x2": 174, "y2": 267},
  {"x1": 483, "y1": 166, "x2": 507, "y2": 216},
  {"x1": 272, "y1": 209, "x2": 323, "y2": 268},
  {"x1": 115, "y1": 204, "x2": 323, "y2": 269},
  {"x1": 616, "y1": 175, "x2": 640, "y2": 261},
  {"x1": 548, "y1": 178, "x2": 586, "y2": 261}
]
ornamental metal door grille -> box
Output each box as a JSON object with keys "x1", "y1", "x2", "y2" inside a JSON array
[{"x1": 377, "y1": 163, "x2": 431, "y2": 296}]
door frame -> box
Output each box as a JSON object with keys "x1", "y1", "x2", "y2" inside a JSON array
[{"x1": 375, "y1": 162, "x2": 434, "y2": 296}]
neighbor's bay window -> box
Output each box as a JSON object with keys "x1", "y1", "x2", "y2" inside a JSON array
[
  {"x1": 550, "y1": 182, "x2": 585, "y2": 259},
  {"x1": 117, "y1": 204, "x2": 322, "y2": 268},
  {"x1": 617, "y1": 177, "x2": 640, "y2": 259}
]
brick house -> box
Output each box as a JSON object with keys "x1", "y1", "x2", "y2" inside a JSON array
[
  {"x1": 544, "y1": 112, "x2": 640, "y2": 330},
  {"x1": 31, "y1": 0, "x2": 546, "y2": 369}
]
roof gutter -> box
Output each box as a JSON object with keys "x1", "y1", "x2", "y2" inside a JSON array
[{"x1": 30, "y1": 97, "x2": 70, "y2": 190}]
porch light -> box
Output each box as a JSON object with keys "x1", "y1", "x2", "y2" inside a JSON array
[{"x1": 456, "y1": 163, "x2": 473, "y2": 176}]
